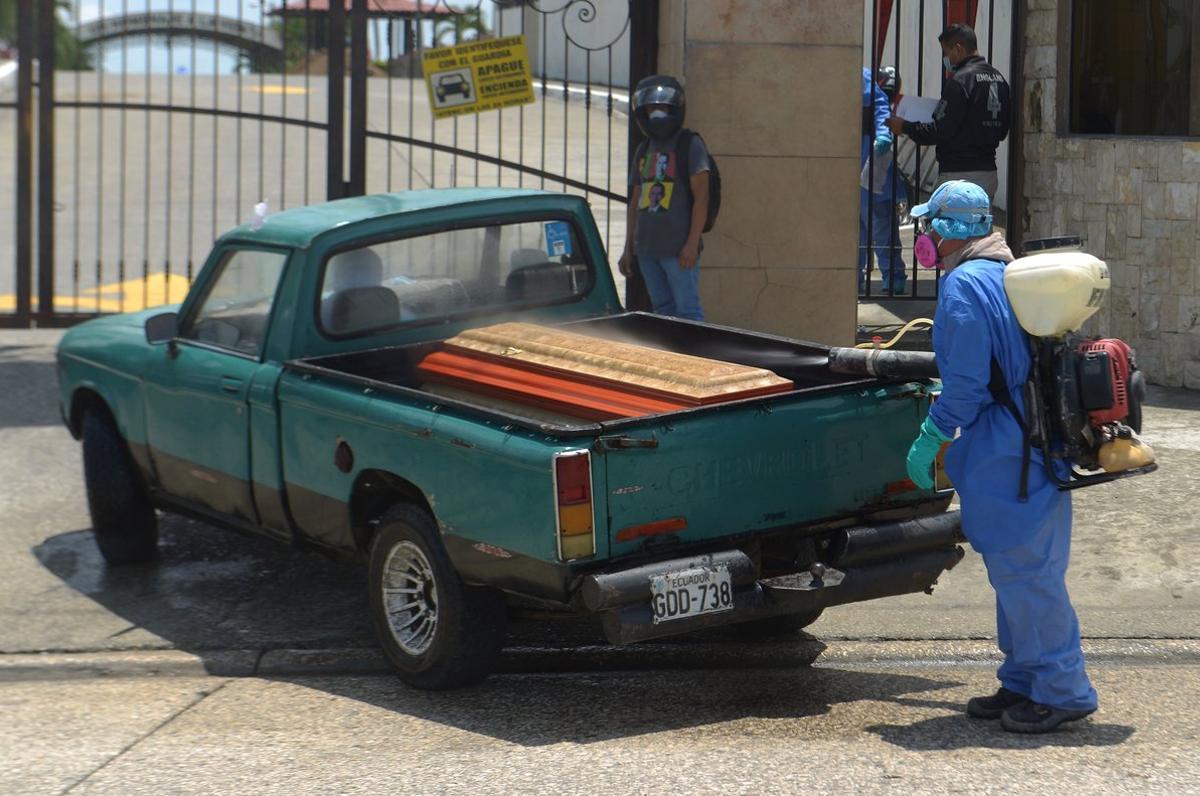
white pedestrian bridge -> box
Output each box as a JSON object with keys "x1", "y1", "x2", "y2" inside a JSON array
[{"x1": 77, "y1": 12, "x2": 283, "y2": 56}]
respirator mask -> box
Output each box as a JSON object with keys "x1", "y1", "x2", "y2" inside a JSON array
[{"x1": 914, "y1": 218, "x2": 941, "y2": 269}]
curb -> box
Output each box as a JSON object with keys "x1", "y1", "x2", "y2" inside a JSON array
[{"x1": 3, "y1": 638, "x2": 1199, "y2": 682}]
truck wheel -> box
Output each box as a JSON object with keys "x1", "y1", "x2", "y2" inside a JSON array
[
  {"x1": 368, "y1": 504, "x2": 507, "y2": 689},
  {"x1": 81, "y1": 410, "x2": 158, "y2": 564},
  {"x1": 730, "y1": 608, "x2": 824, "y2": 641}
]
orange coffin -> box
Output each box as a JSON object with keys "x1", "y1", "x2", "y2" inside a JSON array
[{"x1": 417, "y1": 323, "x2": 794, "y2": 420}]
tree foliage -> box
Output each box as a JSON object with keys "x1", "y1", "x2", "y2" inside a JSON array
[
  {"x1": 434, "y1": 9, "x2": 489, "y2": 46},
  {"x1": 0, "y1": 0, "x2": 92, "y2": 69}
]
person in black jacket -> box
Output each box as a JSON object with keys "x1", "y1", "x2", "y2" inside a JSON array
[{"x1": 886, "y1": 24, "x2": 1010, "y2": 203}]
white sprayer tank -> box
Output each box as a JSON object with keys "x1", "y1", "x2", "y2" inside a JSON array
[{"x1": 1003, "y1": 251, "x2": 1111, "y2": 337}]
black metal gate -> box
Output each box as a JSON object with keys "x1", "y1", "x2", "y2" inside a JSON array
[
  {"x1": 4, "y1": 0, "x2": 646, "y2": 327},
  {"x1": 860, "y1": 0, "x2": 1022, "y2": 301}
]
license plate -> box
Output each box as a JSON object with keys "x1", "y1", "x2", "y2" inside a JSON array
[{"x1": 649, "y1": 566, "x2": 734, "y2": 624}]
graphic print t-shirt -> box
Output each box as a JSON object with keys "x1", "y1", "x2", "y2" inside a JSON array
[{"x1": 628, "y1": 131, "x2": 711, "y2": 259}]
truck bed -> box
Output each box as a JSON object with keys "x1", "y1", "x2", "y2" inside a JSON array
[{"x1": 288, "y1": 313, "x2": 887, "y2": 436}]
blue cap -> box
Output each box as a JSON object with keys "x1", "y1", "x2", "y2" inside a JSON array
[{"x1": 910, "y1": 180, "x2": 991, "y2": 224}]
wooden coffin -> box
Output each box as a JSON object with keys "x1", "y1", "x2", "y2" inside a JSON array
[{"x1": 417, "y1": 322, "x2": 794, "y2": 420}]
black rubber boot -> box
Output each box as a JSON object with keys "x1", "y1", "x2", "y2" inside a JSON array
[
  {"x1": 966, "y1": 687, "x2": 1028, "y2": 719},
  {"x1": 1000, "y1": 701, "x2": 1096, "y2": 733}
]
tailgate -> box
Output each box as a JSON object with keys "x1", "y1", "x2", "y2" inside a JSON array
[{"x1": 601, "y1": 381, "x2": 929, "y2": 557}]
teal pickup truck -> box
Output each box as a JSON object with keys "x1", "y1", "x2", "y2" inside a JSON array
[{"x1": 58, "y1": 188, "x2": 961, "y2": 689}]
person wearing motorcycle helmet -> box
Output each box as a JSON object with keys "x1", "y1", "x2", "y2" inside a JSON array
[
  {"x1": 877, "y1": 65, "x2": 902, "y2": 108},
  {"x1": 619, "y1": 75, "x2": 712, "y2": 321}
]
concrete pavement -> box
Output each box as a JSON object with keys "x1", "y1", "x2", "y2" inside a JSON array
[{"x1": 4, "y1": 661, "x2": 1199, "y2": 795}]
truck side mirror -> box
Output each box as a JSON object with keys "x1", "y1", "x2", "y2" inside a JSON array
[{"x1": 145, "y1": 312, "x2": 179, "y2": 344}]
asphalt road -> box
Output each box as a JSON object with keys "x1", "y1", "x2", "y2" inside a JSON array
[{"x1": 2, "y1": 328, "x2": 1199, "y2": 794}]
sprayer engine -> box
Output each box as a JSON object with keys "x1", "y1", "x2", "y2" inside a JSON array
[{"x1": 1038, "y1": 335, "x2": 1147, "y2": 471}]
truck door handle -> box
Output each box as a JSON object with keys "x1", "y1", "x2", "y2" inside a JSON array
[{"x1": 220, "y1": 376, "x2": 244, "y2": 394}]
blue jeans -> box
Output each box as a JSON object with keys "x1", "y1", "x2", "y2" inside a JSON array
[
  {"x1": 638, "y1": 255, "x2": 704, "y2": 321},
  {"x1": 859, "y1": 189, "x2": 906, "y2": 290}
]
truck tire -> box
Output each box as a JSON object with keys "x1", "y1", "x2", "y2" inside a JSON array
[
  {"x1": 730, "y1": 607, "x2": 824, "y2": 641},
  {"x1": 81, "y1": 410, "x2": 159, "y2": 564},
  {"x1": 368, "y1": 504, "x2": 507, "y2": 689}
]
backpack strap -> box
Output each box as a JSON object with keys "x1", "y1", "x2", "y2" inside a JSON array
[
  {"x1": 675, "y1": 129, "x2": 694, "y2": 187},
  {"x1": 988, "y1": 357, "x2": 1032, "y2": 503}
]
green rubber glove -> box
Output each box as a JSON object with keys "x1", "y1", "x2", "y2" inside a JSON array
[
  {"x1": 906, "y1": 415, "x2": 953, "y2": 489},
  {"x1": 873, "y1": 134, "x2": 893, "y2": 157}
]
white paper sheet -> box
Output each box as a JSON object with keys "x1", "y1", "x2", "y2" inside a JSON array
[{"x1": 896, "y1": 95, "x2": 939, "y2": 124}]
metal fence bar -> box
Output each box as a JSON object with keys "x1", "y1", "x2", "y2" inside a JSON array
[
  {"x1": 118, "y1": 0, "x2": 128, "y2": 314},
  {"x1": 37, "y1": 0, "x2": 56, "y2": 319},
  {"x1": 561, "y1": 29, "x2": 569, "y2": 193},
  {"x1": 606, "y1": 47, "x2": 613, "y2": 255},
  {"x1": 408, "y1": 9, "x2": 417, "y2": 190},
  {"x1": 15, "y1": 0, "x2": 34, "y2": 323},
  {"x1": 540, "y1": 18, "x2": 547, "y2": 189},
  {"x1": 258, "y1": 0, "x2": 267, "y2": 206},
  {"x1": 348, "y1": 0, "x2": 368, "y2": 196},
  {"x1": 142, "y1": 8, "x2": 152, "y2": 310},
  {"x1": 165, "y1": 0, "x2": 175, "y2": 302},
  {"x1": 95, "y1": 1, "x2": 106, "y2": 313},
  {"x1": 327, "y1": 0, "x2": 346, "y2": 200},
  {"x1": 386, "y1": 12, "x2": 395, "y2": 192},
  {"x1": 304, "y1": 0, "x2": 312, "y2": 205},
  {"x1": 281, "y1": 3, "x2": 290, "y2": 208},
  {"x1": 73, "y1": 0, "x2": 84, "y2": 312},
  {"x1": 55, "y1": 101, "x2": 332, "y2": 130},
  {"x1": 187, "y1": 0, "x2": 197, "y2": 283},
  {"x1": 361, "y1": 129, "x2": 625, "y2": 203},
  {"x1": 235, "y1": 0, "x2": 244, "y2": 218}
]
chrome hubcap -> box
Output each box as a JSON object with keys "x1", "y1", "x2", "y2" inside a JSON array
[{"x1": 381, "y1": 541, "x2": 439, "y2": 656}]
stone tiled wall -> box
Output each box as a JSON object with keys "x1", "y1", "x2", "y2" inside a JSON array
[
  {"x1": 657, "y1": 0, "x2": 863, "y2": 346},
  {"x1": 1022, "y1": 1, "x2": 1200, "y2": 388}
]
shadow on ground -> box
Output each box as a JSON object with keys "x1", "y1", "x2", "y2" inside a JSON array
[
  {"x1": 867, "y1": 710, "x2": 1135, "y2": 751},
  {"x1": 33, "y1": 519, "x2": 822, "y2": 664},
  {"x1": 33, "y1": 521, "x2": 1139, "y2": 748}
]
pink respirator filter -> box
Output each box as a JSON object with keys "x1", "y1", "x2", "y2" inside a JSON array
[{"x1": 914, "y1": 234, "x2": 940, "y2": 269}]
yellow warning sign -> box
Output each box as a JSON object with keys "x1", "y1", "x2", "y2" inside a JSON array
[{"x1": 422, "y1": 35, "x2": 535, "y2": 119}]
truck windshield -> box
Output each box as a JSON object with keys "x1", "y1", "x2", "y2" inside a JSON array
[{"x1": 318, "y1": 219, "x2": 590, "y2": 337}]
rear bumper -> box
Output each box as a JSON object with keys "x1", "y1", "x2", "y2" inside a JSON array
[{"x1": 581, "y1": 511, "x2": 965, "y2": 645}]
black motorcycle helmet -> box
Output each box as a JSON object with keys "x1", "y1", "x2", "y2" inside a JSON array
[
  {"x1": 632, "y1": 75, "x2": 685, "y2": 140},
  {"x1": 877, "y1": 65, "x2": 901, "y2": 100}
]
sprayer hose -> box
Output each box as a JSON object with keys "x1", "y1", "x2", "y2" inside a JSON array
[{"x1": 855, "y1": 317, "x2": 935, "y2": 350}]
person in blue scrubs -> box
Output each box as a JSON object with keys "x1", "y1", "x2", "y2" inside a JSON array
[
  {"x1": 860, "y1": 68, "x2": 907, "y2": 295},
  {"x1": 904, "y1": 180, "x2": 1098, "y2": 734}
]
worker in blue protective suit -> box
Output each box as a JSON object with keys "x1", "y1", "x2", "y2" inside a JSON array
[
  {"x1": 860, "y1": 67, "x2": 907, "y2": 295},
  {"x1": 905, "y1": 180, "x2": 1098, "y2": 734}
]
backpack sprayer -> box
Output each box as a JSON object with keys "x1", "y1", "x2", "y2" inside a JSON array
[{"x1": 827, "y1": 250, "x2": 1157, "y2": 493}]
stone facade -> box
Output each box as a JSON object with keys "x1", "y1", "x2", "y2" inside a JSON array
[
  {"x1": 1022, "y1": 1, "x2": 1200, "y2": 388},
  {"x1": 657, "y1": 0, "x2": 863, "y2": 347}
]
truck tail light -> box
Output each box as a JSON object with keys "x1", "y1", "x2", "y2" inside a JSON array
[{"x1": 554, "y1": 451, "x2": 595, "y2": 560}]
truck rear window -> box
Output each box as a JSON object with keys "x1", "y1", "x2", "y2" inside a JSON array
[{"x1": 318, "y1": 219, "x2": 591, "y2": 337}]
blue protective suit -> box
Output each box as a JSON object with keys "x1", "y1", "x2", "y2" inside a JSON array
[
  {"x1": 860, "y1": 69, "x2": 905, "y2": 290},
  {"x1": 928, "y1": 256, "x2": 1098, "y2": 712}
]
